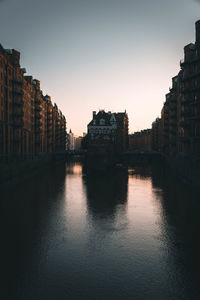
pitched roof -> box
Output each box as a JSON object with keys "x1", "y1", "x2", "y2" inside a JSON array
[{"x1": 88, "y1": 110, "x2": 127, "y2": 127}]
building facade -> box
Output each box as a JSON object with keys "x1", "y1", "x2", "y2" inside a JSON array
[
  {"x1": 151, "y1": 118, "x2": 162, "y2": 152},
  {"x1": 129, "y1": 129, "x2": 152, "y2": 151},
  {"x1": 151, "y1": 20, "x2": 200, "y2": 157},
  {"x1": 0, "y1": 44, "x2": 66, "y2": 158},
  {"x1": 87, "y1": 110, "x2": 129, "y2": 154}
]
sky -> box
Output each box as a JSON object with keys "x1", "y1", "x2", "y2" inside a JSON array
[{"x1": 0, "y1": 0, "x2": 200, "y2": 135}]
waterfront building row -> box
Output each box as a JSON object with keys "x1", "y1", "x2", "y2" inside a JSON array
[
  {"x1": 151, "y1": 20, "x2": 200, "y2": 156},
  {"x1": 0, "y1": 44, "x2": 66, "y2": 157},
  {"x1": 129, "y1": 129, "x2": 152, "y2": 151}
]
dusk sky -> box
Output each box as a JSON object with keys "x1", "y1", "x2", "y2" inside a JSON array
[{"x1": 0, "y1": 0, "x2": 200, "y2": 135}]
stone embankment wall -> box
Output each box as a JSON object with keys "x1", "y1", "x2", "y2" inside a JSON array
[
  {"x1": 165, "y1": 155, "x2": 200, "y2": 187},
  {"x1": 0, "y1": 153, "x2": 66, "y2": 186}
]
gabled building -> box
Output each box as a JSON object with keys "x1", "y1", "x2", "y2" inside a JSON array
[{"x1": 87, "y1": 110, "x2": 128, "y2": 154}]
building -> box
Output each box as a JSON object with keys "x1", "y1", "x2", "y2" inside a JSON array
[
  {"x1": 87, "y1": 110, "x2": 129, "y2": 154},
  {"x1": 0, "y1": 44, "x2": 66, "y2": 158},
  {"x1": 74, "y1": 135, "x2": 83, "y2": 150},
  {"x1": 129, "y1": 129, "x2": 152, "y2": 151},
  {"x1": 156, "y1": 20, "x2": 200, "y2": 157},
  {"x1": 151, "y1": 118, "x2": 163, "y2": 152},
  {"x1": 179, "y1": 21, "x2": 200, "y2": 155},
  {"x1": 67, "y1": 129, "x2": 75, "y2": 150}
]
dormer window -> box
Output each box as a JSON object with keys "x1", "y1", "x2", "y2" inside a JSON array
[
  {"x1": 99, "y1": 118, "x2": 105, "y2": 125},
  {"x1": 93, "y1": 120, "x2": 96, "y2": 125},
  {"x1": 110, "y1": 114, "x2": 116, "y2": 124}
]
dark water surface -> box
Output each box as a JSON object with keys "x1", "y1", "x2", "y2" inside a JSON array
[{"x1": 1, "y1": 162, "x2": 200, "y2": 299}]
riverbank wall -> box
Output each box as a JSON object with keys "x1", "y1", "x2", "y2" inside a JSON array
[
  {"x1": 121, "y1": 151, "x2": 200, "y2": 187},
  {"x1": 0, "y1": 153, "x2": 66, "y2": 186},
  {"x1": 165, "y1": 155, "x2": 200, "y2": 187}
]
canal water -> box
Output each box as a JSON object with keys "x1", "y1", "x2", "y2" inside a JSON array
[{"x1": 1, "y1": 162, "x2": 200, "y2": 299}]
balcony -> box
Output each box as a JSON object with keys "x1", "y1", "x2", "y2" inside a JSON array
[
  {"x1": 170, "y1": 114, "x2": 177, "y2": 120},
  {"x1": 191, "y1": 86, "x2": 200, "y2": 92},
  {"x1": 35, "y1": 106, "x2": 42, "y2": 112},
  {"x1": 35, "y1": 99, "x2": 42, "y2": 104},
  {"x1": 35, "y1": 128, "x2": 41, "y2": 134},
  {"x1": 180, "y1": 136, "x2": 190, "y2": 143},
  {"x1": 189, "y1": 115, "x2": 200, "y2": 120},
  {"x1": 13, "y1": 109, "x2": 24, "y2": 117},
  {"x1": 180, "y1": 57, "x2": 200, "y2": 68},
  {"x1": 13, "y1": 136, "x2": 21, "y2": 142},
  {"x1": 12, "y1": 79, "x2": 23, "y2": 85},
  {"x1": 35, "y1": 121, "x2": 42, "y2": 127},
  {"x1": 170, "y1": 97, "x2": 176, "y2": 103},
  {"x1": 169, "y1": 104, "x2": 177, "y2": 111},
  {"x1": 189, "y1": 100, "x2": 200, "y2": 105},
  {"x1": 12, "y1": 88, "x2": 23, "y2": 95},
  {"x1": 180, "y1": 59, "x2": 186, "y2": 68},
  {"x1": 47, "y1": 116, "x2": 52, "y2": 121},
  {"x1": 181, "y1": 87, "x2": 191, "y2": 93},
  {"x1": 13, "y1": 98, "x2": 24, "y2": 106},
  {"x1": 13, "y1": 120, "x2": 24, "y2": 127},
  {"x1": 181, "y1": 98, "x2": 190, "y2": 104},
  {"x1": 188, "y1": 71, "x2": 200, "y2": 80},
  {"x1": 169, "y1": 104, "x2": 177, "y2": 114},
  {"x1": 169, "y1": 121, "x2": 177, "y2": 126},
  {"x1": 35, "y1": 113, "x2": 42, "y2": 119},
  {"x1": 169, "y1": 129, "x2": 176, "y2": 135},
  {"x1": 179, "y1": 120, "x2": 190, "y2": 128},
  {"x1": 181, "y1": 110, "x2": 190, "y2": 117}
]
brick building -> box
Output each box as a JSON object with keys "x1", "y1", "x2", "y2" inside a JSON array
[
  {"x1": 151, "y1": 118, "x2": 162, "y2": 152},
  {"x1": 0, "y1": 44, "x2": 66, "y2": 158},
  {"x1": 152, "y1": 20, "x2": 200, "y2": 157},
  {"x1": 129, "y1": 129, "x2": 152, "y2": 151},
  {"x1": 87, "y1": 110, "x2": 129, "y2": 154}
]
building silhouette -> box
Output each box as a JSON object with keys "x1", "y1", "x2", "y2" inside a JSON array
[
  {"x1": 129, "y1": 129, "x2": 152, "y2": 151},
  {"x1": 0, "y1": 44, "x2": 66, "y2": 157},
  {"x1": 87, "y1": 110, "x2": 129, "y2": 154},
  {"x1": 150, "y1": 20, "x2": 200, "y2": 157}
]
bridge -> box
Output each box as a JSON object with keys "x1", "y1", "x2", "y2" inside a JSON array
[
  {"x1": 121, "y1": 150, "x2": 164, "y2": 163},
  {"x1": 66, "y1": 149, "x2": 87, "y2": 155}
]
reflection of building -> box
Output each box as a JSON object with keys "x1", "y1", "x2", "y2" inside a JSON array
[
  {"x1": 87, "y1": 110, "x2": 129, "y2": 154},
  {"x1": 83, "y1": 170, "x2": 128, "y2": 222},
  {"x1": 0, "y1": 44, "x2": 66, "y2": 156}
]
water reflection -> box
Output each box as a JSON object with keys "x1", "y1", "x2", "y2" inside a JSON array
[
  {"x1": 84, "y1": 169, "x2": 128, "y2": 222},
  {"x1": 1, "y1": 164, "x2": 66, "y2": 299},
  {"x1": 1, "y1": 162, "x2": 200, "y2": 299},
  {"x1": 151, "y1": 165, "x2": 200, "y2": 298}
]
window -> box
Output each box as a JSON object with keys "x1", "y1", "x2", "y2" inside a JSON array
[{"x1": 99, "y1": 118, "x2": 105, "y2": 125}]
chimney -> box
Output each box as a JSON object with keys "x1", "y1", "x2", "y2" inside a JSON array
[
  {"x1": 195, "y1": 20, "x2": 200, "y2": 44},
  {"x1": 93, "y1": 111, "x2": 96, "y2": 119}
]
